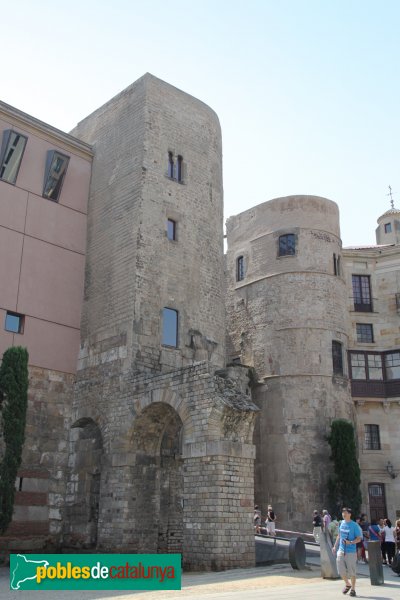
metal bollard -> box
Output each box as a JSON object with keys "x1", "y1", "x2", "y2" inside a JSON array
[{"x1": 368, "y1": 541, "x2": 384, "y2": 585}]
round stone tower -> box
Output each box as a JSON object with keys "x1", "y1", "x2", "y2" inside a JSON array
[
  {"x1": 376, "y1": 206, "x2": 400, "y2": 245},
  {"x1": 226, "y1": 195, "x2": 354, "y2": 531}
]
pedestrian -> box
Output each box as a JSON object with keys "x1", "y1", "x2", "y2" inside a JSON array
[
  {"x1": 265, "y1": 505, "x2": 276, "y2": 536},
  {"x1": 322, "y1": 509, "x2": 331, "y2": 530},
  {"x1": 382, "y1": 519, "x2": 396, "y2": 565},
  {"x1": 328, "y1": 515, "x2": 339, "y2": 545},
  {"x1": 254, "y1": 505, "x2": 261, "y2": 534},
  {"x1": 332, "y1": 507, "x2": 362, "y2": 597},
  {"x1": 395, "y1": 519, "x2": 400, "y2": 552},
  {"x1": 312, "y1": 509, "x2": 322, "y2": 543}
]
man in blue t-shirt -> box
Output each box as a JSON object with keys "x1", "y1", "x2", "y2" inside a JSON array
[{"x1": 332, "y1": 507, "x2": 362, "y2": 597}]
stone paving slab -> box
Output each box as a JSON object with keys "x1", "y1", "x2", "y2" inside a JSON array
[{"x1": 1, "y1": 562, "x2": 399, "y2": 600}]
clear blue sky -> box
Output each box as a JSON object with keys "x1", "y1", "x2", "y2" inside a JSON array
[{"x1": 3, "y1": 0, "x2": 399, "y2": 246}]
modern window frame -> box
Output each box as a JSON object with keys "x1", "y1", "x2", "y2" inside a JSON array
[
  {"x1": 162, "y1": 307, "x2": 178, "y2": 348},
  {"x1": 356, "y1": 323, "x2": 374, "y2": 343},
  {"x1": 0, "y1": 129, "x2": 28, "y2": 184},
  {"x1": 332, "y1": 340, "x2": 344, "y2": 376},
  {"x1": 352, "y1": 274, "x2": 373, "y2": 312},
  {"x1": 364, "y1": 424, "x2": 381, "y2": 450},
  {"x1": 278, "y1": 233, "x2": 296, "y2": 257},
  {"x1": 4, "y1": 311, "x2": 25, "y2": 334},
  {"x1": 42, "y1": 150, "x2": 70, "y2": 202}
]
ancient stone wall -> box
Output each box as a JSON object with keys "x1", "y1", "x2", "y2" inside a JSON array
[{"x1": 226, "y1": 195, "x2": 354, "y2": 531}]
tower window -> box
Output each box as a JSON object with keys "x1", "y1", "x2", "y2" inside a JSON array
[
  {"x1": 364, "y1": 424, "x2": 381, "y2": 450},
  {"x1": 167, "y1": 152, "x2": 184, "y2": 182},
  {"x1": 167, "y1": 219, "x2": 177, "y2": 241},
  {"x1": 356, "y1": 323, "x2": 374, "y2": 343},
  {"x1": 5, "y1": 311, "x2": 24, "y2": 334},
  {"x1": 0, "y1": 130, "x2": 28, "y2": 184},
  {"x1": 236, "y1": 256, "x2": 245, "y2": 281},
  {"x1": 352, "y1": 274, "x2": 372, "y2": 312},
  {"x1": 162, "y1": 308, "x2": 178, "y2": 347},
  {"x1": 332, "y1": 340, "x2": 343, "y2": 375},
  {"x1": 43, "y1": 151, "x2": 69, "y2": 202},
  {"x1": 278, "y1": 234, "x2": 296, "y2": 256},
  {"x1": 333, "y1": 254, "x2": 341, "y2": 276},
  {"x1": 384, "y1": 223, "x2": 392, "y2": 233}
]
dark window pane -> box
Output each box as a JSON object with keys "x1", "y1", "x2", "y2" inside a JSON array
[
  {"x1": 356, "y1": 323, "x2": 374, "y2": 343},
  {"x1": 43, "y1": 151, "x2": 69, "y2": 201},
  {"x1": 5, "y1": 312, "x2": 23, "y2": 333},
  {"x1": 279, "y1": 234, "x2": 296, "y2": 256},
  {"x1": 177, "y1": 155, "x2": 183, "y2": 182},
  {"x1": 0, "y1": 130, "x2": 27, "y2": 184},
  {"x1": 167, "y1": 219, "x2": 176, "y2": 241},
  {"x1": 332, "y1": 340, "x2": 343, "y2": 375},
  {"x1": 168, "y1": 152, "x2": 174, "y2": 178},
  {"x1": 352, "y1": 275, "x2": 372, "y2": 311},
  {"x1": 384, "y1": 223, "x2": 392, "y2": 233},
  {"x1": 364, "y1": 424, "x2": 381, "y2": 450},
  {"x1": 162, "y1": 308, "x2": 178, "y2": 347},
  {"x1": 385, "y1": 352, "x2": 400, "y2": 380},
  {"x1": 237, "y1": 256, "x2": 244, "y2": 281}
]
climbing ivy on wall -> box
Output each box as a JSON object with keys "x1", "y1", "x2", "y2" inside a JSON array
[
  {"x1": 0, "y1": 347, "x2": 29, "y2": 534},
  {"x1": 327, "y1": 418, "x2": 362, "y2": 518}
]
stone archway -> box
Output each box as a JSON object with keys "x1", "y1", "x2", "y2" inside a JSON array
[
  {"x1": 130, "y1": 402, "x2": 184, "y2": 554},
  {"x1": 63, "y1": 417, "x2": 103, "y2": 549}
]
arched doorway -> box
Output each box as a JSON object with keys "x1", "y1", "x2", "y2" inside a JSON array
[
  {"x1": 130, "y1": 402, "x2": 184, "y2": 554},
  {"x1": 63, "y1": 417, "x2": 103, "y2": 548}
]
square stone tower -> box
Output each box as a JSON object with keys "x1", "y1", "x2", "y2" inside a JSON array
[{"x1": 64, "y1": 74, "x2": 257, "y2": 570}]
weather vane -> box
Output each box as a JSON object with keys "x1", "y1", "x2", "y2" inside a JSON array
[{"x1": 387, "y1": 185, "x2": 395, "y2": 209}]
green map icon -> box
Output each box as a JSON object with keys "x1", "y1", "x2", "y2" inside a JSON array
[{"x1": 11, "y1": 554, "x2": 50, "y2": 590}]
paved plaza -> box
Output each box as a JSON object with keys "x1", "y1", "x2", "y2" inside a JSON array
[{"x1": 1, "y1": 558, "x2": 399, "y2": 600}]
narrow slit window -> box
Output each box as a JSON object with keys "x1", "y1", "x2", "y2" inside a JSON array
[
  {"x1": 0, "y1": 130, "x2": 28, "y2": 184},
  {"x1": 177, "y1": 155, "x2": 183, "y2": 182},
  {"x1": 332, "y1": 340, "x2": 343, "y2": 375},
  {"x1": 167, "y1": 219, "x2": 176, "y2": 241},
  {"x1": 237, "y1": 256, "x2": 245, "y2": 281},
  {"x1": 168, "y1": 152, "x2": 174, "y2": 178},
  {"x1": 162, "y1": 308, "x2": 178, "y2": 347},
  {"x1": 43, "y1": 151, "x2": 69, "y2": 202}
]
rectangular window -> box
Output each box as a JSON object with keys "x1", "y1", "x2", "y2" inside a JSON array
[
  {"x1": 332, "y1": 340, "x2": 343, "y2": 375},
  {"x1": 356, "y1": 323, "x2": 374, "y2": 343},
  {"x1": 168, "y1": 152, "x2": 174, "y2": 178},
  {"x1": 384, "y1": 223, "x2": 392, "y2": 233},
  {"x1": 236, "y1": 256, "x2": 245, "y2": 281},
  {"x1": 5, "y1": 311, "x2": 24, "y2": 334},
  {"x1": 367, "y1": 354, "x2": 383, "y2": 380},
  {"x1": 43, "y1": 151, "x2": 69, "y2": 201},
  {"x1": 0, "y1": 130, "x2": 28, "y2": 184},
  {"x1": 385, "y1": 352, "x2": 400, "y2": 380},
  {"x1": 333, "y1": 254, "x2": 341, "y2": 276},
  {"x1": 350, "y1": 353, "x2": 367, "y2": 379},
  {"x1": 167, "y1": 219, "x2": 176, "y2": 241},
  {"x1": 177, "y1": 155, "x2": 183, "y2": 182},
  {"x1": 162, "y1": 308, "x2": 178, "y2": 347},
  {"x1": 352, "y1": 274, "x2": 372, "y2": 312},
  {"x1": 279, "y1": 234, "x2": 296, "y2": 256},
  {"x1": 364, "y1": 424, "x2": 381, "y2": 450}
]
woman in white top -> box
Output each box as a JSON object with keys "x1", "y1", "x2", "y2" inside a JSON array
[{"x1": 383, "y1": 519, "x2": 396, "y2": 565}]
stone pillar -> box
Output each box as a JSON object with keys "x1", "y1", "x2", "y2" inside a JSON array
[{"x1": 182, "y1": 441, "x2": 255, "y2": 571}]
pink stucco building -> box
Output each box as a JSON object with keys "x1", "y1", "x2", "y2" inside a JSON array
[{"x1": 0, "y1": 100, "x2": 92, "y2": 546}]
